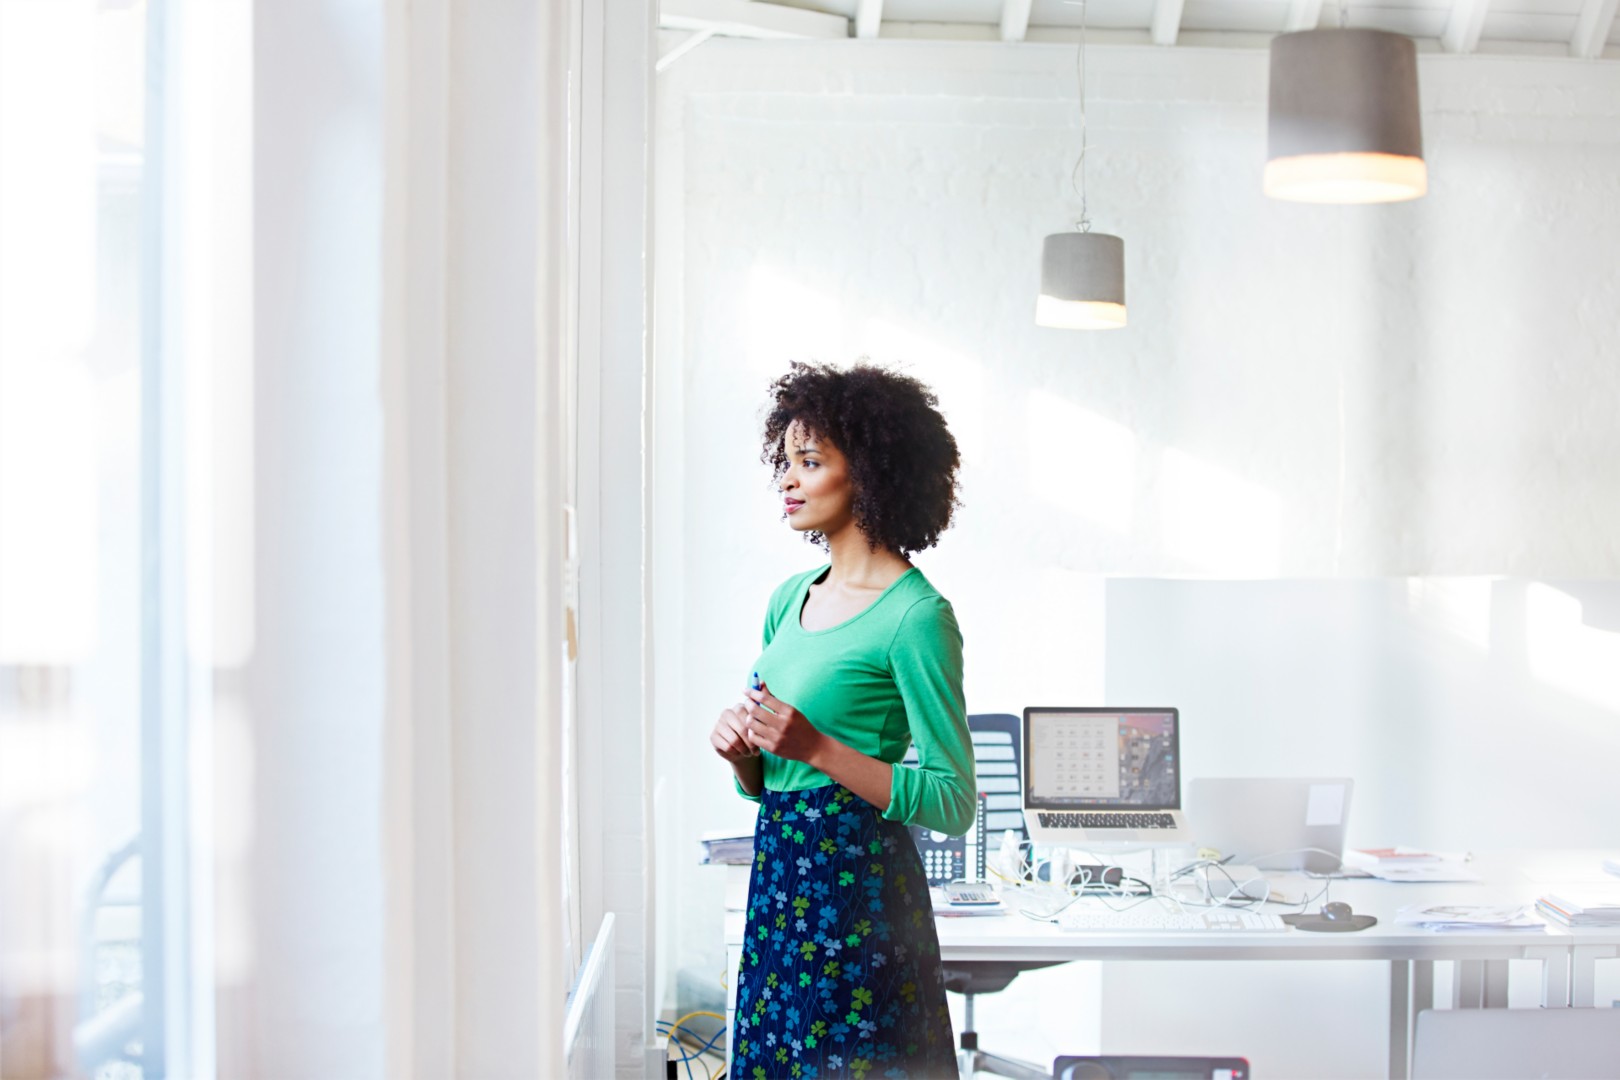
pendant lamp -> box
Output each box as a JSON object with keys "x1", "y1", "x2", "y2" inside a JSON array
[
  {"x1": 1265, "y1": 17, "x2": 1426, "y2": 204},
  {"x1": 1037, "y1": 0, "x2": 1126, "y2": 329},
  {"x1": 1037, "y1": 233, "x2": 1125, "y2": 330}
]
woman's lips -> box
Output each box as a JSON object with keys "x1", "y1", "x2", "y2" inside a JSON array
[{"x1": 785, "y1": 499, "x2": 805, "y2": 514}]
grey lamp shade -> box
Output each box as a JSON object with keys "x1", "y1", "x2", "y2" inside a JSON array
[
  {"x1": 1265, "y1": 28, "x2": 1426, "y2": 203},
  {"x1": 1036, "y1": 232, "x2": 1127, "y2": 329}
]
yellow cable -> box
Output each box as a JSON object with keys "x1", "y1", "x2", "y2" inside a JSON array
[
  {"x1": 670, "y1": 1009, "x2": 726, "y2": 1029},
  {"x1": 664, "y1": 1032, "x2": 713, "y2": 1080},
  {"x1": 664, "y1": 1009, "x2": 728, "y2": 1080}
]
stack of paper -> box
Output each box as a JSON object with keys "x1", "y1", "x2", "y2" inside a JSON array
[
  {"x1": 698, "y1": 830, "x2": 755, "y2": 865},
  {"x1": 1536, "y1": 894, "x2": 1620, "y2": 927},
  {"x1": 1395, "y1": 904, "x2": 1545, "y2": 933},
  {"x1": 1346, "y1": 847, "x2": 1478, "y2": 882},
  {"x1": 1351, "y1": 847, "x2": 1441, "y2": 865},
  {"x1": 1366, "y1": 863, "x2": 1481, "y2": 883}
]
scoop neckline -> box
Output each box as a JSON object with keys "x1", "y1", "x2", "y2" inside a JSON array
[{"x1": 795, "y1": 563, "x2": 919, "y2": 636}]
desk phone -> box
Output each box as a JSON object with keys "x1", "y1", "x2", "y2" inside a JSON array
[{"x1": 910, "y1": 792, "x2": 988, "y2": 887}]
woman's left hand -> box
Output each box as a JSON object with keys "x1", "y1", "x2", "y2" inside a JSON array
[{"x1": 743, "y1": 682, "x2": 827, "y2": 764}]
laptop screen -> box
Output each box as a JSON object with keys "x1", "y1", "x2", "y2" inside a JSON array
[{"x1": 1023, "y1": 707, "x2": 1181, "y2": 811}]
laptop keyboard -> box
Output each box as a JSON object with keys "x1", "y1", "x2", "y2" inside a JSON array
[{"x1": 1037, "y1": 811, "x2": 1177, "y2": 829}]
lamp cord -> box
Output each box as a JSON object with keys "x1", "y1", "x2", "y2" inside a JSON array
[{"x1": 1069, "y1": 0, "x2": 1091, "y2": 233}]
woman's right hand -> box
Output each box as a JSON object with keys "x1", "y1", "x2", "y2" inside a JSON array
[{"x1": 711, "y1": 701, "x2": 759, "y2": 762}]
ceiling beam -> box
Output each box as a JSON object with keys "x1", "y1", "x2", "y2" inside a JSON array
[
  {"x1": 1150, "y1": 0, "x2": 1187, "y2": 45},
  {"x1": 1571, "y1": 0, "x2": 1620, "y2": 57},
  {"x1": 660, "y1": 0, "x2": 848, "y2": 40},
  {"x1": 855, "y1": 0, "x2": 883, "y2": 39},
  {"x1": 1000, "y1": 0, "x2": 1034, "y2": 42},
  {"x1": 1283, "y1": 0, "x2": 1324, "y2": 32},
  {"x1": 1440, "y1": 0, "x2": 1491, "y2": 53}
]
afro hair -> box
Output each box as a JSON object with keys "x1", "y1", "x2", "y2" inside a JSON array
[{"x1": 761, "y1": 361, "x2": 962, "y2": 557}]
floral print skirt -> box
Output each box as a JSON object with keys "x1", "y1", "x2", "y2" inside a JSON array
[{"x1": 732, "y1": 783, "x2": 957, "y2": 1080}]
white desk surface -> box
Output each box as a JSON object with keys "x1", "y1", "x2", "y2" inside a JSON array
[{"x1": 723, "y1": 849, "x2": 1620, "y2": 960}]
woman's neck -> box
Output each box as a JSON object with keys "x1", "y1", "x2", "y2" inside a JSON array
[{"x1": 821, "y1": 524, "x2": 911, "y2": 589}]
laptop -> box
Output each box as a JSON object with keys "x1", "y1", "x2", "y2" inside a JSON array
[
  {"x1": 1188, "y1": 777, "x2": 1353, "y2": 874},
  {"x1": 1023, "y1": 707, "x2": 1191, "y2": 847}
]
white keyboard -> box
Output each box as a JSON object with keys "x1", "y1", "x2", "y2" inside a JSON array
[{"x1": 1055, "y1": 906, "x2": 1289, "y2": 933}]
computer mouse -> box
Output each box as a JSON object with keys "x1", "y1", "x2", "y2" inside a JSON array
[{"x1": 1281, "y1": 897, "x2": 1375, "y2": 932}]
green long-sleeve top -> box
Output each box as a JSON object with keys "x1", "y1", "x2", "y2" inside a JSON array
[{"x1": 734, "y1": 563, "x2": 975, "y2": 837}]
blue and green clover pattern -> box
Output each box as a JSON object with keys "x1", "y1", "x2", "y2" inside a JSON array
[{"x1": 732, "y1": 784, "x2": 956, "y2": 1079}]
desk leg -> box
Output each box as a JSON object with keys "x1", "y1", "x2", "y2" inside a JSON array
[
  {"x1": 1572, "y1": 945, "x2": 1617, "y2": 1008},
  {"x1": 1484, "y1": 960, "x2": 1509, "y2": 1008},
  {"x1": 1389, "y1": 960, "x2": 1411, "y2": 1080},
  {"x1": 1454, "y1": 960, "x2": 1484, "y2": 1008},
  {"x1": 1533, "y1": 947, "x2": 1570, "y2": 1008},
  {"x1": 1412, "y1": 960, "x2": 1434, "y2": 1018},
  {"x1": 1573, "y1": 949, "x2": 1595, "y2": 1008},
  {"x1": 1399, "y1": 960, "x2": 1434, "y2": 1080}
]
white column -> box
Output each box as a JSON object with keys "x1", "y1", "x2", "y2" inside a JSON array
[
  {"x1": 576, "y1": 1, "x2": 659, "y2": 1073},
  {"x1": 382, "y1": 0, "x2": 451, "y2": 1075},
  {"x1": 245, "y1": 1, "x2": 389, "y2": 1075},
  {"x1": 436, "y1": 0, "x2": 568, "y2": 1074}
]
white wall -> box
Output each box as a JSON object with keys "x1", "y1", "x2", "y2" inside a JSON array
[
  {"x1": 1108, "y1": 578, "x2": 1620, "y2": 850},
  {"x1": 1098, "y1": 577, "x2": 1620, "y2": 1077},
  {"x1": 652, "y1": 37, "x2": 1620, "y2": 1074},
  {"x1": 656, "y1": 39, "x2": 1620, "y2": 575}
]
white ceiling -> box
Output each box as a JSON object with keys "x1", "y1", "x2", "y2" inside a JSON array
[{"x1": 661, "y1": 0, "x2": 1620, "y2": 57}]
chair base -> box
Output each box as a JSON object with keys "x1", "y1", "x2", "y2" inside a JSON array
[{"x1": 958, "y1": 1044, "x2": 1049, "y2": 1080}]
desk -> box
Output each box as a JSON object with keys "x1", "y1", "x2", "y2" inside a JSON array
[{"x1": 720, "y1": 850, "x2": 1620, "y2": 1078}]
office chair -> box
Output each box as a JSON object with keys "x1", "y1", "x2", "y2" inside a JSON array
[
  {"x1": 947, "y1": 958, "x2": 1063, "y2": 1080},
  {"x1": 1412, "y1": 1007, "x2": 1620, "y2": 1079},
  {"x1": 940, "y1": 713, "x2": 1056, "y2": 1080}
]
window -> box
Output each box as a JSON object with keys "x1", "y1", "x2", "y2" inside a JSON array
[{"x1": 0, "y1": 3, "x2": 192, "y2": 1076}]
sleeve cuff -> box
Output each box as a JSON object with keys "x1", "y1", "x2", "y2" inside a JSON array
[
  {"x1": 734, "y1": 773, "x2": 763, "y2": 803},
  {"x1": 882, "y1": 764, "x2": 910, "y2": 824}
]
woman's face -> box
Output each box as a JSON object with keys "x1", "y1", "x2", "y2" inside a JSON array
[{"x1": 780, "y1": 420, "x2": 855, "y2": 536}]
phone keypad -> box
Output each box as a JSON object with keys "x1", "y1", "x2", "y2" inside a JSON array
[{"x1": 921, "y1": 848, "x2": 963, "y2": 887}]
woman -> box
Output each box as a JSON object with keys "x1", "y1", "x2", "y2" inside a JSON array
[{"x1": 710, "y1": 361, "x2": 974, "y2": 1079}]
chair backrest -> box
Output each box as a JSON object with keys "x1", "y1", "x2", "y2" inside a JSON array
[
  {"x1": 900, "y1": 713, "x2": 1026, "y2": 836},
  {"x1": 1412, "y1": 1007, "x2": 1620, "y2": 1079},
  {"x1": 963, "y1": 712, "x2": 1026, "y2": 840}
]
